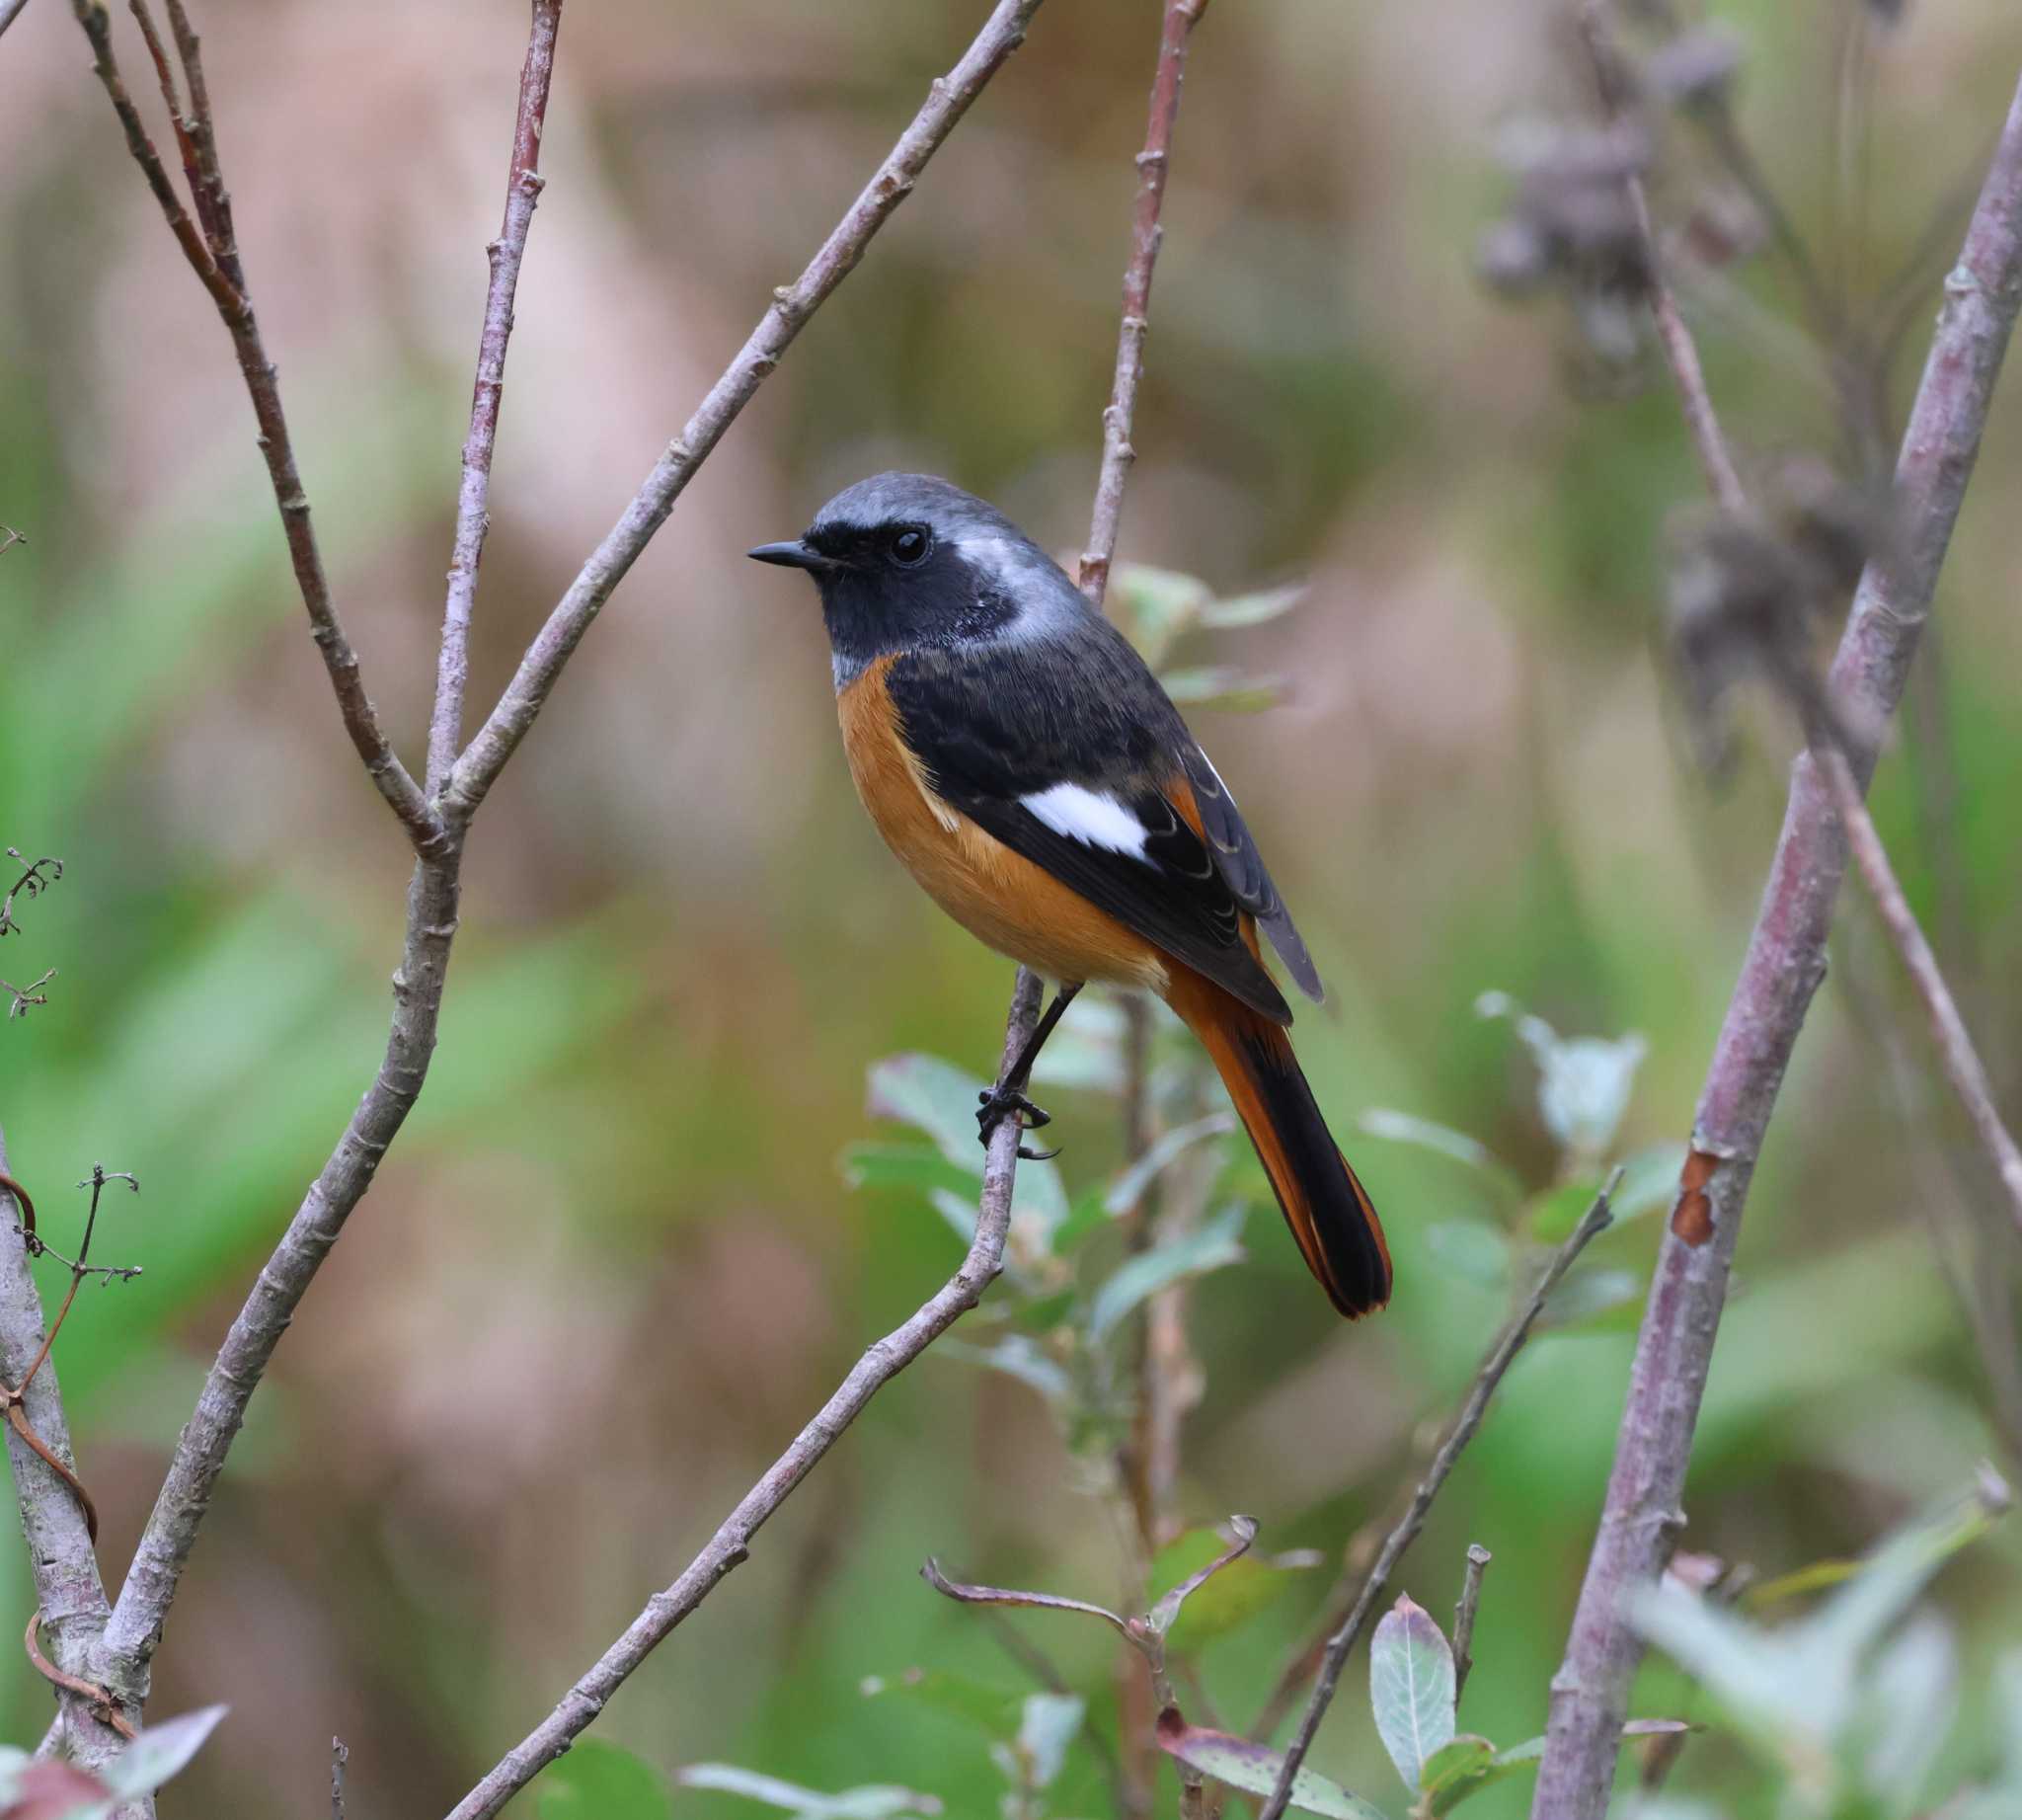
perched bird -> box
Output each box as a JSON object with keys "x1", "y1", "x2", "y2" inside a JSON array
[{"x1": 750, "y1": 474, "x2": 1391, "y2": 1318}]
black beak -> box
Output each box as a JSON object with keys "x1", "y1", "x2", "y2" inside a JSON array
[{"x1": 747, "y1": 538, "x2": 834, "y2": 573}]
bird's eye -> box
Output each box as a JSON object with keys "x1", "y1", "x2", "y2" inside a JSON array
[{"x1": 889, "y1": 526, "x2": 931, "y2": 567}]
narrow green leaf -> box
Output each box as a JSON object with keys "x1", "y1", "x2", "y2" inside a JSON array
[
  {"x1": 539, "y1": 1741, "x2": 675, "y2": 1820},
  {"x1": 1105, "y1": 1112, "x2": 1236, "y2": 1216},
  {"x1": 1089, "y1": 1205, "x2": 1246, "y2": 1343},
  {"x1": 1198, "y1": 581, "x2": 1306, "y2": 628},
  {"x1": 1370, "y1": 1595, "x2": 1457, "y2": 1792},
  {"x1": 1154, "y1": 1712, "x2": 1390, "y2": 1818},
  {"x1": 938, "y1": 1334, "x2": 1074, "y2": 1406},
  {"x1": 840, "y1": 1143, "x2": 981, "y2": 1200},
  {"x1": 1358, "y1": 1110, "x2": 1525, "y2": 1209},
  {"x1": 1157, "y1": 666, "x2": 1285, "y2": 713},
  {"x1": 678, "y1": 1763, "x2": 940, "y2": 1818}
]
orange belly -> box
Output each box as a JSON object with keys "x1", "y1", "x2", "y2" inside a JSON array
[{"x1": 837, "y1": 656, "x2": 1169, "y2": 993}]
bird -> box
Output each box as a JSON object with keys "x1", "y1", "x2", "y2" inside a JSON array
[{"x1": 750, "y1": 473, "x2": 1390, "y2": 1318}]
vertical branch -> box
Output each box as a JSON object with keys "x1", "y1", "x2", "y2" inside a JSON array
[
  {"x1": 0, "y1": 1133, "x2": 122, "y2": 1762},
  {"x1": 1071, "y1": 4, "x2": 1213, "y2": 1805},
  {"x1": 1530, "y1": 65, "x2": 2022, "y2": 1820},
  {"x1": 427, "y1": 0, "x2": 565, "y2": 791},
  {"x1": 1076, "y1": 0, "x2": 1209, "y2": 610}
]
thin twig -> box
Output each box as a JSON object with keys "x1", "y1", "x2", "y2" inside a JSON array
[
  {"x1": 2, "y1": 971, "x2": 56, "y2": 1020},
  {"x1": 443, "y1": 974, "x2": 1043, "y2": 1820},
  {"x1": 1816, "y1": 746, "x2": 2022, "y2": 1233},
  {"x1": 331, "y1": 1737, "x2": 350, "y2": 1820},
  {"x1": 427, "y1": 0, "x2": 564, "y2": 791},
  {"x1": 1581, "y1": 8, "x2": 1747, "y2": 515},
  {"x1": 1531, "y1": 67, "x2": 2022, "y2": 1820},
  {"x1": 1451, "y1": 1543, "x2": 1492, "y2": 1707},
  {"x1": 69, "y1": 0, "x2": 445, "y2": 855},
  {"x1": 1258, "y1": 1181, "x2": 1619, "y2": 1819},
  {"x1": 1076, "y1": 0, "x2": 1209, "y2": 609},
  {"x1": 0, "y1": 851, "x2": 62, "y2": 938},
  {"x1": 441, "y1": 0, "x2": 1048, "y2": 822}
]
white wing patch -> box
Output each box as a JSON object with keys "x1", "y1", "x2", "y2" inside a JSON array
[{"x1": 1021, "y1": 783, "x2": 1151, "y2": 860}]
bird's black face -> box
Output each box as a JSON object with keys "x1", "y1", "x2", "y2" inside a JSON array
[{"x1": 749, "y1": 475, "x2": 1050, "y2": 684}]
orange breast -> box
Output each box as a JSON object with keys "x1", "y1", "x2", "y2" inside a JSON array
[{"x1": 837, "y1": 655, "x2": 1169, "y2": 993}]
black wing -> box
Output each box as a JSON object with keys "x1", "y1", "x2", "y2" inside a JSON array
[{"x1": 887, "y1": 633, "x2": 1316, "y2": 1024}]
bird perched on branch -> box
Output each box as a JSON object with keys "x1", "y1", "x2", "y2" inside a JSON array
[{"x1": 750, "y1": 474, "x2": 1390, "y2": 1318}]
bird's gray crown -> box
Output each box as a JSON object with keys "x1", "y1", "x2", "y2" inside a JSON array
[{"x1": 810, "y1": 472, "x2": 1027, "y2": 545}]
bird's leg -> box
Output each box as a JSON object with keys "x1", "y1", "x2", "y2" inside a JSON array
[{"x1": 977, "y1": 981, "x2": 1084, "y2": 1159}]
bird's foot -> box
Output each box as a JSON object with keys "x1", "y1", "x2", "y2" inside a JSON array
[{"x1": 976, "y1": 1085, "x2": 1060, "y2": 1161}]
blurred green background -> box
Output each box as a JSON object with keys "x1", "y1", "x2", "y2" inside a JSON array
[{"x1": 3, "y1": 0, "x2": 2021, "y2": 1814}]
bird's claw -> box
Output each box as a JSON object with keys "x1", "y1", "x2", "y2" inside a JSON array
[{"x1": 976, "y1": 1084, "x2": 1054, "y2": 1153}]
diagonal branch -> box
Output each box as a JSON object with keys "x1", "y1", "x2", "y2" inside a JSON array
[
  {"x1": 427, "y1": 0, "x2": 564, "y2": 791},
  {"x1": 1530, "y1": 60, "x2": 2022, "y2": 1820},
  {"x1": 69, "y1": 0, "x2": 445, "y2": 855},
  {"x1": 1257, "y1": 1182, "x2": 1618, "y2": 1819},
  {"x1": 440, "y1": 0, "x2": 1048, "y2": 823},
  {"x1": 443, "y1": 973, "x2": 1043, "y2": 1820}
]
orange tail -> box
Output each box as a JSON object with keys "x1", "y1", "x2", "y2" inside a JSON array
[{"x1": 1166, "y1": 967, "x2": 1392, "y2": 1319}]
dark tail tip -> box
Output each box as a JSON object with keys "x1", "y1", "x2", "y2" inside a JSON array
[{"x1": 1239, "y1": 1029, "x2": 1392, "y2": 1319}]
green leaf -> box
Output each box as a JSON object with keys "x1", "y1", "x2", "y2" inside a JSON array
[
  {"x1": 677, "y1": 1764, "x2": 940, "y2": 1818},
  {"x1": 1424, "y1": 1221, "x2": 1510, "y2": 1291},
  {"x1": 1358, "y1": 1110, "x2": 1524, "y2": 1210},
  {"x1": 1537, "y1": 1265, "x2": 1641, "y2": 1333},
  {"x1": 860, "y1": 1667, "x2": 1025, "y2": 1740},
  {"x1": 1198, "y1": 581, "x2": 1306, "y2": 628},
  {"x1": 1110, "y1": 564, "x2": 1213, "y2": 666},
  {"x1": 1859, "y1": 1610, "x2": 1956, "y2": 1809},
  {"x1": 1148, "y1": 1523, "x2": 1313, "y2": 1652},
  {"x1": 1417, "y1": 1734, "x2": 1545, "y2": 1814},
  {"x1": 866, "y1": 1054, "x2": 992, "y2": 1167},
  {"x1": 1370, "y1": 1595, "x2": 1456, "y2": 1792},
  {"x1": 101, "y1": 1704, "x2": 230, "y2": 1799},
  {"x1": 1088, "y1": 1205, "x2": 1246, "y2": 1344},
  {"x1": 1157, "y1": 666, "x2": 1285, "y2": 713},
  {"x1": 1105, "y1": 1112, "x2": 1236, "y2": 1216},
  {"x1": 938, "y1": 1333, "x2": 1074, "y2": 1406},
  {"x1": 1612, "y1": 1144, "x2": 1689, "y2": 1222},
  {"x1": 1525, "y1": 1179, "x2": 1604, "y2": 1244},
  {"x1": 1154, "y1": 1712, "x2": 1390, "y2": 1818},
  {"x1": 539, "y1": 1741, "x2": 675, "y2": 1820},
  {"x1": 1050, "y1": 1184, "x2": 1111, "y2": 1258},
  {"x1": 840, "y1": 1143, "x2": 982, "y2": 1201}
]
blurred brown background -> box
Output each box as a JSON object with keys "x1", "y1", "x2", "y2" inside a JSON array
[{"x1": 4, "y1": 0, "x2": 2022, "y2": 1813}]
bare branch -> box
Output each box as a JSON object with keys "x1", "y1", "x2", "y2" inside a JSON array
[
  {"x1": 427, "y1": 0, "x2": 564, "y2": 791},
  {"x1": 441, "y1": 0, "x2": 1048, "y2": 822},
  {"x1": 1531, "y1": 65, "x2": 2022, "y2": 1820},
  {"x1": 1258, "y1": 1182, "x2": 1618, "y2": 1819},
  {"x1": 0, "y1": 850, "x2": 63, "y2": 938},
  {"x1": 444, "y1": 973, "x2": 1044, "y2": 1820},
  {"x1": 68, "y1": 0, "x2": 445, "y2": 855},
  {"x1": 1076, "y1": 0, "x2": 1209, "y2": 609}
]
